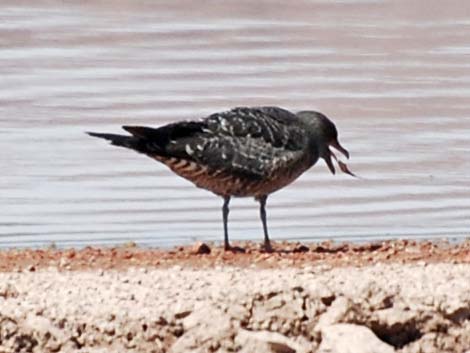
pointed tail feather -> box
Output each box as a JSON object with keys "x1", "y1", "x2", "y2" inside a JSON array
[
  {"x1": 86, "y1": 131, "x2": 134, "y2": 148},
  {"x1": 86, "y1": 130, "x2": 156, "y2": 157},
  {"x1": 87, "y1": 130, "x2": 165, "y2": 156}
]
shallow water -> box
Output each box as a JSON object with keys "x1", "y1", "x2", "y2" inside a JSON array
[{"x1": 1, "y1": 0, "x2": 469, "y2": 248}]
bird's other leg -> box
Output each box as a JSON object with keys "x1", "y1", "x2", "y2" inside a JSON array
[
  {"x1": 222, "y1": 196, "x2": 231, "y2": 250},
  {"x1": 222, "y1": 196, "x2": 245, "y2": 253},
  {"x1": 258, "y1": 195, "x2": 273, "y2": 252}
]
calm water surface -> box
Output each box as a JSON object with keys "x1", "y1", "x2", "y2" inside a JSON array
[{"x1": 1, "y1": 0, "x2": 470, "y2": 247}]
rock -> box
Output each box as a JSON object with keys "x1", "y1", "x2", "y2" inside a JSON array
[
  {"x1": 226, "y1": 303, "x2": 248, "y2": 321},
  {"x1": 0, "y1": 283, "x2": 19, "y2": 299},
  {"x1": 375, "y1": 307, "x2": 417, "y2": 326},
  {"x1": 318, "y1": 324, "x2": 394, "y2": 353},
  {"x1": 24, "y1": 314, "x2": 66, "y2": 352},
  {"x1": 249, "y1": 291, "x2": 305, "y2": 335},
  {"x1": 235, "y1": 329, "x2": 308, "y2": 353},
  {"x1": 58, "y1": 257, "x2": 70, "y2": 269},
  {"x1": 0, "y1": 317, "x2": 18, "y2": 341},
  {"x1": 293, "y1": 245, "x2": 309, "y2": 253},
  {"x1": 305, "y1": 282, "x2": 334, "y2": 303},
  {"x1": 316, "y1": 296, "x2": 351, "y2": 329},
  {"x1": 193, "y1": 242, "x2": 211, "y2": 255},
  {"x1": 170, "y1": 308, "x2": 232, "y2": 353}
]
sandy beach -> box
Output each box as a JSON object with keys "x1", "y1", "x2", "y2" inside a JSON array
[{"x1": 1, "y1": 240, "x2": 469, "y2": 353}]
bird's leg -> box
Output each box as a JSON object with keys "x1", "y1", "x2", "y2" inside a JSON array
[
  {"x1": 222, "y1": 196, "x2": 245, "y2": 253},
  {"x1": 258, "y1": 195, "x2": 273, "y2": 252},
  {"x1": 222, "y1": 196, "x2": 231, "y2": 250}
]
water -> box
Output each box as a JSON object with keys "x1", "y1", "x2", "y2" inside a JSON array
[{"x1": 1, "y1": 0, "x2": 469, "y2": 248}]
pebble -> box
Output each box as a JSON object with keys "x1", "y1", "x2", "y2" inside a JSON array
[{"x1": 193, "y1": 242, "x2": 211, "y2": 255}]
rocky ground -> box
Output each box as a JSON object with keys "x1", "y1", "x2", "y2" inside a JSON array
[{"x1": 0, "y1": 240, "x2": 469, "y2": 353}]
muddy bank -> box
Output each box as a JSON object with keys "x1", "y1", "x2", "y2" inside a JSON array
[
  {"x1": 0, "y1": 239, "x2": 469, "y2": 272},
  {"x1": 0, "y1": 242, "x2": 470, "y2": 352}
]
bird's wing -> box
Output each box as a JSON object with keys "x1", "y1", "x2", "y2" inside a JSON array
[
  {"x1": 204, "y1": 106, "x2": 306, "y2": 150},
  {"x1": 183, "y1": 107, "x2": 308, "y2": 178}
]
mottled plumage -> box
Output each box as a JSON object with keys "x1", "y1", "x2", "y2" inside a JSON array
[{"x1": 88, "y1": 106, "x2": 354, "y2": 251}]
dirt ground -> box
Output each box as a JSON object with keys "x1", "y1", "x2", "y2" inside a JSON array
[
  {"x1": 0, "y1": 240, "x2": 469, "y2": 353},
  {"x1": 0, "y1": 239, "x2": 469, "y2": 272}
]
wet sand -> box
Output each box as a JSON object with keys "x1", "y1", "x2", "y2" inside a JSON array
[{"x1": 1, "y1": 240, "x2": 469, "y2": 353}]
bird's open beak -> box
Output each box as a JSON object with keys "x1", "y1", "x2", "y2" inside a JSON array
[
  {"x1": 324, "y1": 152, "x2": 336, "y2": 175},
  {"x1": 330, "y1": 139, "x2": 349, "y2": 159},
  {"x1": 326, "y1": 139, "x2": 357, "y2": 178}
]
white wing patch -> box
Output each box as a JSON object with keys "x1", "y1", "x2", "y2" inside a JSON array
[{"x1": 185, "y1": 144, "x2": 195, "y2": 156}]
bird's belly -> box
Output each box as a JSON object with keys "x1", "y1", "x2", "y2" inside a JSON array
[
  {"x1": 246, "y1": 165, "x2": 309, "y2": 197},
  {"x1": 157, "y1": 156, "x2": 309, "y2": 198}
]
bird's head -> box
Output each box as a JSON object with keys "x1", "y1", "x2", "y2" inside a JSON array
[{"x1": 296, "y1": 110, "x2": 356, "y2": 177}]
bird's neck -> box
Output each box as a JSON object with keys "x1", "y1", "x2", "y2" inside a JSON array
[{"x1": 304, "y1": 135, "x2": 322, "y2": 167}]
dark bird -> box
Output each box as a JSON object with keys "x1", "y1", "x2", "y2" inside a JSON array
[{"x1": 87, "y1": 106, "x2": 355, "y2": 251}]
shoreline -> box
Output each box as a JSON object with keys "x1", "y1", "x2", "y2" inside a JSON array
[{"x1": 0, "y1": 239, "x2": 469, "y2": 272}]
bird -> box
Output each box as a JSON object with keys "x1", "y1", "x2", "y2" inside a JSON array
[{"x1": 87, "y1": 106, "x2": 355, "y2": 252}]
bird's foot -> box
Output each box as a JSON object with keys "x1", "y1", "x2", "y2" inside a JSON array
[
  {"x1": 260, "y1": 241, "x2": 273, "y2": 253},
  {"x1": 224, "y1": 244, "x2": 246, "y2": 253}
]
